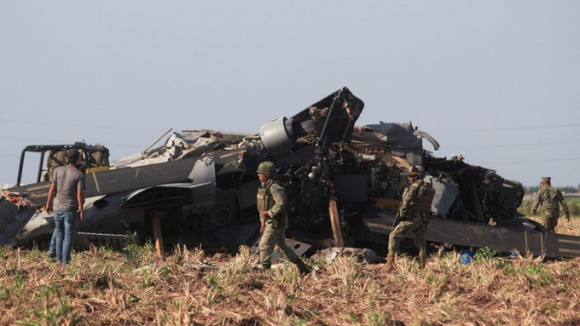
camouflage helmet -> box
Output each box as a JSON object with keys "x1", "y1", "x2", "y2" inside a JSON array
[
  {"x1": 257, "y1": 161, "x2": 277, "y2": 178},
  {"x1": 409, "y1": 165, "x2": 425, "y2": 177},
  {"x1": 541, "y1": 176, "x2": 551, "y2": 184}
]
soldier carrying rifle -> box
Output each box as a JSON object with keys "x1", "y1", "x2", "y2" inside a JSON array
[{"x1": 386, "y1": 165, "x2": 435, "y2": 270}]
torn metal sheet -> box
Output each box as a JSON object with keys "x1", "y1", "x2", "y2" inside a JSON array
[
  {"x1": 249, "y1": 238, "x2": 311, "y2": 263},
  {"x1": 310, "y1": 247, "x2": 381, "y2": 264},
  {"x1": 424, "y1": 175, "x2": 459, "y2": 217},
  {"x1": 0, "y1": 198, "x2": 37, "y2": 246},
  {"x1": 75, "y1": 232, "x2": 134, "y2": 250}
]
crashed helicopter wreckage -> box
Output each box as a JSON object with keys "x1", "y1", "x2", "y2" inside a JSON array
[{"x1": 1, "y1": 87, "x2": 580, "y2": 259}]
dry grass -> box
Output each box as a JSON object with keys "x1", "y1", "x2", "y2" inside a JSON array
[
  {"x1": 526, "y1": 213, "x2": 580, "y2": 237},
  {"x1": 2, "y1": 219, "x2": 580, "y2": 326}
]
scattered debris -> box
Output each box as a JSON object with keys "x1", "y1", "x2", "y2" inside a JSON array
[{"x1": 310, "y1": 247, "x2": 382, "y2": 264}]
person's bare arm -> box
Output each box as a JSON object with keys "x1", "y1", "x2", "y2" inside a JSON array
[
  {"x1": 45, "y1": 182, "x2": 56, "y2": 213},
  {"x1": 77, "y1": 189, "x2": 84, "y2": 221}
]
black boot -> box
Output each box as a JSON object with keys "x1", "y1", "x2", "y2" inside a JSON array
[{"x1": 294, "y1": 259, "x2": 312, "y2": 276}]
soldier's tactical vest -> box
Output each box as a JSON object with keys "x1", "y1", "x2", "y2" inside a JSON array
[
  {"x1": 257, "y1": 180, "x2": 285, "y2": 228},
  {"x1": 406, "y1": 180, "x2": 435, "y2": 221},
  {"x1": 257, "y1": 180, "x2": 276, "y2": 213},
  {"x1": 417, "y1": 182, "x2": 436, "y2": 214}
]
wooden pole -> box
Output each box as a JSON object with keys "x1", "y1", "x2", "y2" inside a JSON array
[
  {"x1": 152, "y1": 211, "x2": 165, "y2": 259},
  {"x1": 328, "y1": 197, "x2": 344, "y2": 247}
]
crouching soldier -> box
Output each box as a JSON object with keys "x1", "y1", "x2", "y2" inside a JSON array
[
  {"x1": 386, "y1": 165, "x2": 435, "y2": 270},
  {"x1": 256, "y1": 161, "x2": 312, "y2": 275}
]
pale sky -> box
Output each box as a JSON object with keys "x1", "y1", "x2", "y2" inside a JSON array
[{"x1": 1, "y1": 1, "x2": 579, "y2": 188}]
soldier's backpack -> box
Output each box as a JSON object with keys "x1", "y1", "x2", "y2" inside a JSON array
[{"x1": 417, "y1": 182, "x2": 436, "y2": 215}]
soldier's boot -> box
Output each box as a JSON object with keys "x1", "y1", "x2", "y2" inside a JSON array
[
  {"x1": 385, "y1": 254, "x2": 395, "y2": 271},
  {"x1": 418, "y1": 257, "x2": 426, "y2": 269},
  {"x1": 260, "y1": 262, "x2": 271, "y2": 271},
  {"x1": 294, "y1": 259, "x2": 313, "y2": 276},
  {"x1": 418, "y1": 249, "x2": 426, "y2": 269}
]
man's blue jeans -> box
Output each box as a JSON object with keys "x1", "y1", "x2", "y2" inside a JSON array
[
  {"x1": 53, "y1": 210, "x2": 77, "y2": 264},
  {"x1": 48, "y1": 228, "x2": 56, "y2": 257}
]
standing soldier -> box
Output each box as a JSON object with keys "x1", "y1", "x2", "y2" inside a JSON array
[
  {"x1": 256, "y1": 161, "x2": 312, "y2": 275},
  {"x1": 386, "y1": 165, "x2": 435, "y2": 270},
  {"x1": 532, "y1": 176, "x2": 570, "y2": 233}
]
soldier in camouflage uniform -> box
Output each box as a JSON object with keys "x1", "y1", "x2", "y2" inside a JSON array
[
  {"x1": 532, "y1": 176, "x2": 570, "y2": 233},
  {"x1": 386, "y1": 166, "x2": 435, "y2": 269},
  {"x1": 256, "y1": 162, "x2": 312, "y2": 275}
]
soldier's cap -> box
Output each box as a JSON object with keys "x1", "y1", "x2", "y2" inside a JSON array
[
  {"x1": 541, "y1": 176, "x2": 551, "y2": 183},
  {"x1": 67, "y1": 149, "x2": 80, "y2": 160}
]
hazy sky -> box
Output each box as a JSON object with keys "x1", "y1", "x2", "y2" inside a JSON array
[{"x1": 1, "y1": 1, "x2": 579, "y2": 188}]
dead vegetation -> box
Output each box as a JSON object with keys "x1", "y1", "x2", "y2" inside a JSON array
[{"x1": 2, "y1": 218, "x2": 580, "y2": 326}]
